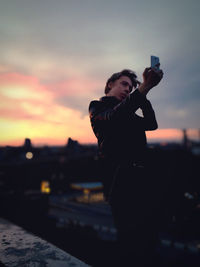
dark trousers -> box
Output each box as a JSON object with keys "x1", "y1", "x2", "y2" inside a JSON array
[{"x1": 109, "y1": 163, "x2": 164, "y2": 266}]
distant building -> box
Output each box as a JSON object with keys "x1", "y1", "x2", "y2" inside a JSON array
[
  {"x1": 23, "y1": 138, "x2": 32, "y2": 150},
  {"x1": 182, "y1": 129, "x2": 190, "y2": 149}
]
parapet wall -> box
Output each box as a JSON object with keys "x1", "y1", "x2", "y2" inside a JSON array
[{"x1": 0, "y1": 218, "x2": 90, "y2": 267}]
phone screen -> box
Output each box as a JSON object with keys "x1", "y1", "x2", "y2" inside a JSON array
[{"x1": 151, "y1": 56, "x2": 160, "y2": 70}]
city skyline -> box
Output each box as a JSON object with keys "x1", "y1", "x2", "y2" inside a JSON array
[
  {"x1": 0, "y1": 0, "x2": 200, "y2": 146},
  {"x1": 0, "y1": 128, "x2": 199, "y2": 147}
]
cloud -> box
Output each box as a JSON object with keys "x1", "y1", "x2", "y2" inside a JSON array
[
  {"x1": 0, "y1": 71, "x2": 96, "y2": 145},
  {"x1": 47, "y1": 77, "x2": 104, "y2": 115}
]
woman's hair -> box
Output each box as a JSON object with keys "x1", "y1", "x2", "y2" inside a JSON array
[{"x1": 104, "y1": 69, "x2": 139, "y2": 94}]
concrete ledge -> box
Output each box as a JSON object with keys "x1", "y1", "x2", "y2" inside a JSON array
[{"x1": 0, "y1": 218, "x2": 91, "y2": 267}]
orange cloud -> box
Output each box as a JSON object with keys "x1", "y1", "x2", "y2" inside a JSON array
[
  {"x1": 47, "y1": 77, "x2": 103, "y2": 101},
  {"x1": 146, "y1": 128, "x2": 183, "y2": 141},
  {"x1": 0, "y1": 72, "x2": 97, "y2": 146}
]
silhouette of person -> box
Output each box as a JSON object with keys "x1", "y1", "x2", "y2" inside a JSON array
[{"x1": 89, "y1": 67, "x2": 163, "y2": 266}]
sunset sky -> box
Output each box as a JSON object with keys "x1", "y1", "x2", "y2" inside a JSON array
[{"x1": 0, "y1": 0, "x2": 199, "y2": 146}]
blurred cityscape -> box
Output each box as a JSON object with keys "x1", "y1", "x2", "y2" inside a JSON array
[{"x1": 0, "y1": 129, "x2": 200, "y2": 266}]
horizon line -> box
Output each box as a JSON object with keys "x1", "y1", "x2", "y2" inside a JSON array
[{"x1": 1, "y1": 128, "x2": 199, "y2": 148}]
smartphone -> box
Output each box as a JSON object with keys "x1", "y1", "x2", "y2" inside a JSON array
[{"x1": 151, "y1": 55, "x2": 160, "y2": 70}]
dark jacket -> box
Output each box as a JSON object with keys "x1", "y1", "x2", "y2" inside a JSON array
[
  {"x1": 89, "y1": 89, "x2": 158, "y2": 199},
  {"x1": 89, "y1": 89, "x2": 157, "y2": 162}
]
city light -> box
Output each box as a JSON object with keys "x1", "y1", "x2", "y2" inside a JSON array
[
  {"x1": 41, "y1": 181, "x2": 51, "y2": 194},
  {"x1": 26, "y1": 152, "x2": 33, "y2": 159}
]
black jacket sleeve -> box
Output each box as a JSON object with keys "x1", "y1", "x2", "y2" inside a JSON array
[
  {"x1": 89, "y1": 89, "x2": 149, "y2": 122},
  {"x1": 139, "y1": 98, "x2": 158, "y2": 130}
]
